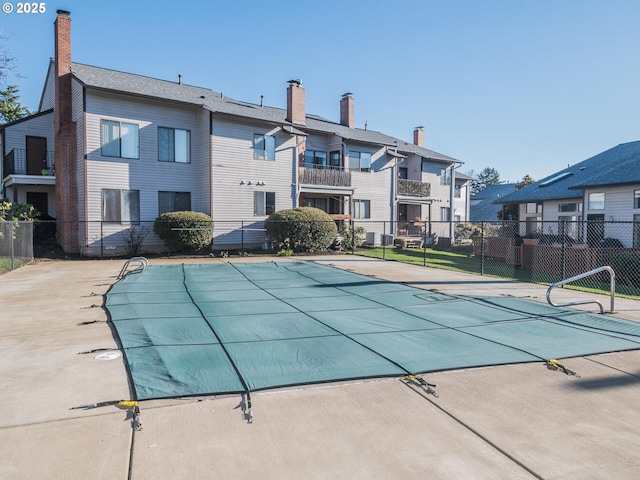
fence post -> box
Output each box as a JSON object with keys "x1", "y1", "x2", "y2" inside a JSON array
[
  {"x1": 351, "y1": 219, "x2": 355, "y2": 255},
  {"x1": 480, "y1": 221, "x2": 485, "y2": 275},
  {"x1": 423, "y1": 225, "x2": 427, "y2": 267},
  {"x1": 11, "y1": 221, "x2": 15, "y2": 271},
  {"x1": 383, "y1": 221, "x2": 386, "y2": 260}
]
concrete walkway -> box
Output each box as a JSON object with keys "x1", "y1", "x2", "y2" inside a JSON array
[{"x1": 1, "y1": 256, "x2": 639, "y2": 479}]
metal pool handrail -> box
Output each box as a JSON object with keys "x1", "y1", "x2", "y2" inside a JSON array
[
  {"x1": 546, "y1": 265, "x2": 615, "y2": 314},
  {"x1": 118, "y1": 257, "x2": 149, "y2": 279}
]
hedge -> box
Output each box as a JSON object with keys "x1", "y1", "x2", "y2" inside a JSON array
[
  {"x1": 265, "y1": 207, "x2": 337, "y2": 252},
  {"x1": 153, "y1": 211, "x2": 214, "y2": 252}
]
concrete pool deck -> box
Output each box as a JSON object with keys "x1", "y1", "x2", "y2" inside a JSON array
[{"x1": 1, "y1": 255, "x2": 640, "y2": 479}]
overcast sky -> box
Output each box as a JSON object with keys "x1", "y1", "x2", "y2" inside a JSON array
[{"x1": 3, "y1": 0, "x2": 640, "y2": 182}]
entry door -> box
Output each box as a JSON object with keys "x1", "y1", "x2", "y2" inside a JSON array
[{"x1": 26, "y1": 136, "x2": 47, "y2": 175}]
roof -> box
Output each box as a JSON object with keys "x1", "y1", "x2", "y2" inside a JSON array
[
  {"x1": 470, "y1": 183, "x2": 518, "y2": 221},
  {"x1": 494, "y1": 141, "x2": 640, "y2": 204},
  {"x1": 69, "y1": 62, "x2": 461, "y2": 164}
]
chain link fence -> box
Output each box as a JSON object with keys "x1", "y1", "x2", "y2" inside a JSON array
[
  {"x1": 4, "y1": 218, "x2": 640, "y2": 300},
  {"x1": 0, "y1": 221, "x2": 34, "y2": 273}
]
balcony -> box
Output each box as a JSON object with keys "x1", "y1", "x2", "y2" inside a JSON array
[
  {"x1": 397, "y1": 178, "x2": 431, "y2": 198},
  {"x1": 298, "y1": 164, "x2": 351, "y2": 187},
  {"x1": 3, "y1": 148, "x2": 55, "y2": 177}
]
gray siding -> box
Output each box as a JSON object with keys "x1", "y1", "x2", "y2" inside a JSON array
[
  {"x1": 39, "y1": 62, "x2": 55, "y2": 111},
  {"x1": 83, "y1": 90, "x2": 204, "y2": 252},
  {"x1": 3, "y1": 112, "x2": 54, "y2": 153}
]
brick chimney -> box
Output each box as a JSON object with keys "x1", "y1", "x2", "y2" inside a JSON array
[
  {"x1": 340, "y1": 93, "x2": 354, "y2": 128},
  {"x1": 286, "y1": 79, "x2": 305, "y2": 125},
  {"x1": 54, "y1": 9, "x2": 80, "y2": 253},
  {"x1": 413, "y1": 126, "x2": 425, "y2": 147}
]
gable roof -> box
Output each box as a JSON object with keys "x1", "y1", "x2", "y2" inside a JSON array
[
  {"x1": 470, "y1": 183, "x2": 518, "y2": 221},
  {"x1": 68, "y1": 62, "x2": 461, "y2": 164},
  {"x1": 494, "y1": 141, "x2": 640, "y2": 204}
]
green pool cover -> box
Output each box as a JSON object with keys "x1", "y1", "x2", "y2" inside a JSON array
[{"x1": 105, "y1": 262, "x2": 640, "y2": 400}]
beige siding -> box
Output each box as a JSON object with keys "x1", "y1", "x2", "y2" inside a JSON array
[
  {"x1": 211, "y1": 116, "x2": 296, "y2": 246},
  {"x1": 83, "y1": 90, "x2": 204, "y2": 252}
]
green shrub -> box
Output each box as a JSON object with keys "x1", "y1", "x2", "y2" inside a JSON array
[
  {"x1": 336, "y1": 223, "x2": 366, "y2": 251},
  {"x1": 265, "y1": 207, "x2": 338, "y2": 252},
  {"x1": 153, "y1": 211, "x2": 214, "y2": 252}
]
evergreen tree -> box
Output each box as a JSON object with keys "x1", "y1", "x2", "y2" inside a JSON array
[
  {"x1": 471, "y1": 167, "x2": 501, "y2": 195},
  {"x1": 0, "y1": 85, "x2": 30, "y2": 123}
]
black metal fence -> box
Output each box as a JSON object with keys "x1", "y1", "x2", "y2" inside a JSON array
[{"x1": 3, "y1": 219, "x2": 639, "y2": 299}]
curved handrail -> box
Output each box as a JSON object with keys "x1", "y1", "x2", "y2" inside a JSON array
[
  {"x1": 546, "y1": 266, "x2": 615, "y2": 314},
  {"x1": 118, "y1": 256, "x2": 149, "y2": 279}
]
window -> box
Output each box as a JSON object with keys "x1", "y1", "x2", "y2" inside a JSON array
[
  {"x1": 158, "y1": 191, "x2": 191, "y2": 215},
  {"x1": 588, "y1": 192, "x2": 605, "y2": 210},
  {"x1": 634, "y1": 190, "x2": 640, "y2": 209},
  {"x1": 353, "y1": 199, "x2": 370, "y2": 219},
  {"x1": 526, "y1": 217, "x2": 542, "y2": 236},
  {"x1": 304, "y1": 150, "x2": 327, "y2": 168},
  {"x1": 526, "y1": 202, "x2": 542, "y2": 214},
  {"x1": 304, "y1": 197, "x2": 327, "y2": 211},
  {"x1": 398, "y1": 167, "x2": 408, "y2": 179},
  {"x1": 253, "y1": 134, "x2": 275, "y2": 161},
  {"x1": 329, "y1": 151, "x2": 341, "y2": 167},
  {"x1": 254, "y1": 191, "x2": 275, "y2": 216},
  {"x1": 440, "y1": 207, "x2": 450, "y2": 221},
  {"x1": 348, "y1": 151, "x2": 371, "y2": 172},
  {"x1": 558, "y1": 203, "x2": 578, "y2": 212},
  {"x1": 421, "y1": 159, "x2": 429, "y2": 173},
  {"x1": 440, "y1": 168, "x2": 451, "y2": 185},
  {"x1": 634, "y1": 214, "x2": 640, "y2": 248},
  {"x1": 101, "y1": 120, "x2": 139, "y2": 159},
  {"x1": 158, "y1": 127, "x2": 190, "y2": 163},
  {"x1": 103, "y1": 189, "x2": 140, "y2": 224},
  {"x1": 454, "y1": 185, "x2": 461, "y2": 198}
]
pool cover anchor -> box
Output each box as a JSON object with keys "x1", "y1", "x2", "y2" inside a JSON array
[
  {"x1": 70, "y1": 400, "x2": 143, "y2": 430},
  {"x1": 545, "y1": 359, "x2": 581, "y2": 378},
  {"x1": 400, "y1": 375, "x2": 439, "y2": 398}
]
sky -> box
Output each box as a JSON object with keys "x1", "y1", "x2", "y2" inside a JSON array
[{"x1": 2, "y1": 0, "x2": 640, "y2": 182}]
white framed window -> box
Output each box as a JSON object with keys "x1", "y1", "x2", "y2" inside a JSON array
[
  {"x1": 634, "y1": 190, "x2": 640, "y2": 209},
  {"x1": 440, "y1": 207, "x2": 450, "y2": 221},
  {"x1": 103, "y1": 189, "x2": 140, "y2": 224},
  {"x1": 101, "y1": 120, "x2": 139, "y2": 159},
  {"x1": 588, "y1": 192, "x2": 605, "y2": 210},
  {"x1": 158, "y1": 127, "x2": 190, "y2": 163},
  {"x1": 254, "y1": 191, "x2": 275, "y2": 216},
  {"x1": 158, "y1": 191, "x2": 191, "y2": 215},
  {"x1": 353, "y1": 199, "x2": 370, "y2": 219},
  {"x1": 254, "y1": 134, "x2": 275, "y2": 161},
  {"x1": 348, "y1": 151, "x2": 371, "y2": 172}
]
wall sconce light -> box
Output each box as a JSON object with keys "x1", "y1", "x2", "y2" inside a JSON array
[
  {"x1": 247, "y1": 181, "x2": 253, "y2": 185},
  {"x1": 240, "y1": 180, "x2": 245, "y2": 185}
]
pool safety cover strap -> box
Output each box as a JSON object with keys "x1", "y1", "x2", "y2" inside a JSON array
[{"x1": 106, "y1": 262, "x2": 640, "y2": 400}]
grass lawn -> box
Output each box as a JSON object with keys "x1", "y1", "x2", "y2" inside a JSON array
[
  {"x1": 355, "y1": 247, "x2": 640, "y2": 300},
  {"x1": 0, "y1": 257, "x2": 26, "y2": 275}
]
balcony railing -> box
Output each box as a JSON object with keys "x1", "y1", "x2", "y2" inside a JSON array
[
  {"x1": 397, "y1": 178, "x2": 431, "y2": 198},
  {"x1": 3, "y1": 148, "x2": 55, "y2": 176},
  {"x1": 298, "y1": 164, "x2": 351, "y2": 187}
]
